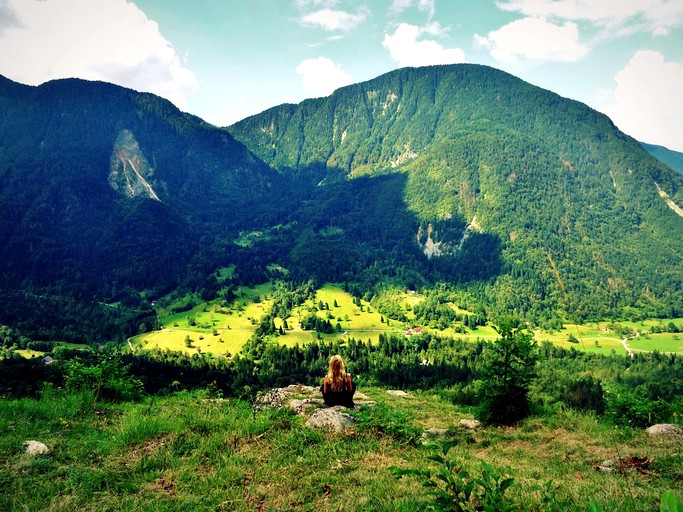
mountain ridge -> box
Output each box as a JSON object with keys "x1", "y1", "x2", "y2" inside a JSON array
[
  {"x1": 230, "y1": 64, "x2": 683, "y2": 321},
  {"x1": 1, "y1": 65, "x2": 682, "y2": 341}
]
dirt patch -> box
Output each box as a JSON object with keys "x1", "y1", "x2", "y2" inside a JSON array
[{"x1": 147, "y1": 475, "x2": 177, "y2": 497}]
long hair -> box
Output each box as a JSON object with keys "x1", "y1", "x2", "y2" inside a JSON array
[{"x1": 327, "y1": 355, "x2": 346, "y2": 392}]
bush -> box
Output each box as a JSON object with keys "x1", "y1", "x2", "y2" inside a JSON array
[
  {"x1": 605, "y1": 388, "x2": 672, "y2": 428},
  {"x1": 64, "y1": 355, "x2": 143, "y2": 402},
  {"x1": 476, "y1": 319, "x2": 539, "y2": 425}
]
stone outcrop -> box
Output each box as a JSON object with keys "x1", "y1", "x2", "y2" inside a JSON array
[
  {"x1": 645, "y1": 424, "x2": 681, "y2": 436},
  {"x1": 459, "y1": 419, "x2": 481, "y2": 430},
  {"x1": 305, "y1": 406, "x2": 356, "y2": 432},
  {"x1": 24, "y1": 440, "x2": 49, "y2": 456},
  {"x1": 254, "y1": 384, "x2": 374, "y2": 433}
]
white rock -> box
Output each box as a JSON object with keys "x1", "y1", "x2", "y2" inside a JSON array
[
  {"x1": 305, "y1": 406, "x2": 356, "y2": 432},
  {"x1": 386, "y1": 390, "x2": 411, "y2": 397},
  {"x1": 24, "y1": 440, "x2": 49, "y2": 456},
  {"x1": 459, "y1": 419, "x2": 481, "y2": 430},
  {"x1": 645, "y1": 424, "x2": 681, "y2": 436}
]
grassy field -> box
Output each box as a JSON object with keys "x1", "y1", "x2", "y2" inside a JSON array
[
  {"x1": 128, "y1": 282, "x2": 683, "y2": 358},
  {"x1": 629, "y1": 333, "x2": 683, "y2": 354},
  {"x1": 1, "y1": 387, "x2": 680, "y2": 511}
]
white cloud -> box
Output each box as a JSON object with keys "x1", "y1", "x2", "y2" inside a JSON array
[
  {"x1": 299, "y1": 7, "x2": 369, "y2": 31},
  {"x1": 475, "y1": 17, "x2": 589, "y2": 63},
  {"x1": 389, "y1": 0, "x2": 435, "y2": 18},
  {"x1": 383, "y1": 23, "x2": 465, "y2": 67},
  {"x1": 605, "y1": 50, "x2": 683, "y2": 152},
  {"x1": 418, "y1": 0, "x2": 435, "y2": 18},
  {"x1": 389, "y1": 0, "x2": 413, "y2": 15},
  {"x1": 422, "y1": 21, "x2": 449, "y2": 36},
  {"x1": 295, "y1": 0, "x2": 340, "y2": 8},
  {"x1": 0, "y1": 0, "x2": 197, "y2": 109},
  {"x1": 296, "y1": 56, "x2": 352, "y2": 97},
  {"x1": 496, "y1": 0, "x2": 683, "y2": 36}
]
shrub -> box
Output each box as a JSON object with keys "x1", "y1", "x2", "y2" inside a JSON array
[
  {"x1": 476, "y1": 318, "x2": 538, "y2": 425},
  {"x1": 64, "y1": 355, "x2": 143, "y2": 402}
]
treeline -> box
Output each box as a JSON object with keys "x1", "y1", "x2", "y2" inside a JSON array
[{"x1": 2, "y1": 330, "x2": 681, "y2": 428}]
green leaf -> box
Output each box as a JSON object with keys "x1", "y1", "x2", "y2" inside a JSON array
[{"x1": 660, "y1": 490, "x2": 680, "y2": 512}]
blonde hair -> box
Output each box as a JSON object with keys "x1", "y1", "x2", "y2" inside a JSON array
[{"x1": 327, "y1": 355, "x2": 346, "y2": 392}]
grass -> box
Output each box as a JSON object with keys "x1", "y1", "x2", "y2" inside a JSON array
[
  {"x1": 1, "y1": 387, "x2": 680, "y2": 511},
  {"x1": 129, "y1": 282, "x2": 683, "y2": 359},
  {"x1": 629, "y1": 333, "x2": 683, "y2": 354}
]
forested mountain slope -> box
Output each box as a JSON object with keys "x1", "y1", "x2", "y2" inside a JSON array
[
  {"x1": 643, "y1": 142, "x2": 683, "y2": 175},
  {"x1": 0, "y1": 76, "x2": 286, "y2": 340},
  {"x1": 230, "y1": 64, "x2": 683, "y2": 322}
]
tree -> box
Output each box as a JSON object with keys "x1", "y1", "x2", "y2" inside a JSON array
[{"x1": 477, "y1": 318, "x2": 538, "y2": 424}]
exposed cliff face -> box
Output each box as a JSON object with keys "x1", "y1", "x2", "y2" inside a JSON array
[{"x1": 109, "y1": 130, "x2": 160, "y2": 201}]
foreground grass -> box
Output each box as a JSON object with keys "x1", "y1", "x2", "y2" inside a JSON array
[{"x1": 1, "y1": 388, "x2": 681, "y2": 511}]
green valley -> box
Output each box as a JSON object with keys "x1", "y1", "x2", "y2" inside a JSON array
[{"x1": 126, "y1": 281, "x2": 682, "y2": 358}]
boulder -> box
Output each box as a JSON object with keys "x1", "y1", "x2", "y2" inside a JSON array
[
  {"x1": 421, "y1": 428, "x2": 448, "y2": 443},
  {"x1": 645, "y1": 424, "x2": 681, "y2": 436},
  {"x1": 386, "y1": 390, "x2": 412, "y2": 397},
  {"x1": 287, "y1": 398, "x2": 325, "y2": 415},
  {"x1": 305, "y1": 406, "x2": 356, "y2": 432},
  {"x1": 24, "y1": 440, "x2": 49, "y2": 456},
  {"x1": 459, "y1": 419, "x2": 481, "y2": 430},
  {"x1": 254, "y1": 388, "x2": 290, "y2": 411}
]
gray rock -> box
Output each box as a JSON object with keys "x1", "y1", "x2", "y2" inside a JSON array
[
  {"x1": 421, "y1": 428, "x2": 447, "y2": 443},
  {"x1": 287, "y1": 398, "x2": 325, "y2": 415},
  {"x1": 596, "y1": 459, "x2": 616, "y2": 472},
  {"x1": 386, "y1": 390, "x2": 412, "y2": 397},
  {"x1": 459, "y1": 419, "x2": 481, "y2": 430},
  {"x1": 24, "y1": 440, "x2": 49, "y2": 456},
  {"x1": 254, "y1": 388, "x2": 290, "y2": 411},
  {"x1": 645, "y1": 424, "x2": 681, "y2": 436},
  {"x1": 305, "y1": 406, "x2": 356, "y2": 432}
]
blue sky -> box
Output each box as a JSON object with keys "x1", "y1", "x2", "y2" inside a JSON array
[{"x1": 1, "y1": 0, "x2": 682, "y2": 151}]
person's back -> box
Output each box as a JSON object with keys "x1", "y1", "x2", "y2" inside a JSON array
[{"x1": 321, "y1": 355, "x2": 356, "y2": 408}]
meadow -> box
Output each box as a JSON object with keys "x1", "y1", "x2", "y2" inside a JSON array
[
  {"x1": 1, "y1": 385, "x2": 680, "y2": 511},
  {"x1": 129, "y1": 283, "x2": 683, "y2": 357}
]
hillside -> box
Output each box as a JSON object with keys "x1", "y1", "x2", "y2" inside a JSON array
[
  {"x1": 1, "y1": 384, "x2": 681, "y2": 511},
  {"x1": 0, "y1": 76, "x2": 290, "y2": 341},
  {"x1": 230, "y1": 64, "x2": 683, "y2": 322},
  {"x1": 2, "y1": 65, "x2": 683, "y2": 343},
  {"x1": 643, "y1": 142, "x2": 683, "y2": 175}
]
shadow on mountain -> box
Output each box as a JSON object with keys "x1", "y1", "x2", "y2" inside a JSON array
[{"x1": 282, "y1": 167, "x2": 503, "y2": 288}]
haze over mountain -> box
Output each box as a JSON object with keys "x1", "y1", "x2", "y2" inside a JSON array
[{"x1": 1, "y1": 64, "x2": 682, "y2": 341}]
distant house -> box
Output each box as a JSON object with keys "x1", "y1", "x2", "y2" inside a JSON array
[{"x1": 405, "y1": 327, "x2": 423, "y2": 337}]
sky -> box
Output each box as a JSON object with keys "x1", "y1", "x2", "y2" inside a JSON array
[{"x1": 1, "y1": 0, "x2": 682, "y2": 151}]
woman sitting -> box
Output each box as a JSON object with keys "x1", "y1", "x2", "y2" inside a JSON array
[{"x1": 321, "y1": 355, "x2": 356, "y2": 408}]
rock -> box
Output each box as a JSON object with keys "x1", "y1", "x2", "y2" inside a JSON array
[
  {"x1": 459, "y1": 419, "x2": 481, "y2": 430},
  {"x1": 421, "y1": 428, "x2": 448, "y2": 443},
  {"x1": 287, "y1": 398, "x2": 325, "y2": 415},
  {"x1": 646, "y1": 424, "x2": 681, "y2": 436},
  {"x1": 305, "y1": 406, "x2": 356, "y2": 432},
  {"x1": 281, "y1": 384, "x2": 320, "y2": 397},
  {"x1": 254, "y1": 388, "x2": 290, "y2": 411},
  {"x1": 595, "y1": 459, "x2": 616, "y2": 472},
  {"x1": 386, "y1": 390, "x2": 412, "y2": 397},
  {"x1": 24, "y1": 440, "x2": 49, "y2": 456}
]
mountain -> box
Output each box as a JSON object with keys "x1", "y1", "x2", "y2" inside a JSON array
[
  {"x1": 0, "y1": 75, "x2": 287, "y2": 340},
  {"x1": 230, "y1": 64, "x2": 683, "y2": 322},
  {"x1": 642, "y1": 142, "x2": 683, "y2": 175},
  {"x1": 2, "y1": 65, "x2": 683, "y2": 342}
]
